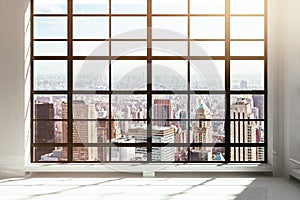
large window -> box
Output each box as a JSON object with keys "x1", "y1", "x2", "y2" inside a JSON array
[{"x1": 31, "y1": 0, "x2": 267, "y2": 163}]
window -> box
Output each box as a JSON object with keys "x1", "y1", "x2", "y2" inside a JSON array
[{"x1": 31, "y1": 0, "x2": 267, "y2": 163}]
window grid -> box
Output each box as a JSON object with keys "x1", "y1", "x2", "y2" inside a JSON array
[{"x1": 31, "y1": 0, "x2": 268, "y2": 163}]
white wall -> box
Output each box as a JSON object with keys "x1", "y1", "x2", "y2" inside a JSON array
[{"x1": 0, "y1": 0, "x2": 29, "y2": 177}]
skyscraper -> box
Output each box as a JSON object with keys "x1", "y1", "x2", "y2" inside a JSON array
[
  {"x1": 230, "y1": 97, "x2": 259, "y2": 161},
  {"x1": 191, "y1": 101, "x2": 213, "y2": 161},
  {"x1": 153, "y1": 99, "x2": 172, "y2": 126},
  {"x1": 34, "y1": 102, "x2": 55, "y2": 161}
]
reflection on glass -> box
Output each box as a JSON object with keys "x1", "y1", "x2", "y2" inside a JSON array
[
  {"x1": 34, "y1": 60, "x2": 67, "y2": 91},
  {"x1": 190, "y1": 0, "x2": 225, "y2": 14},
  {"x1": 152, "y1": 0, "x2": 187, "y2": 14},
  {"x1": 111, "y1": 17, "x2": 147, "y2": 39},
  {"x1": 231, "y1": 17, "x2": 264, "y2": 39},
  {"x1": 73, "y1": 60, "x2": 109, "y2": 90},
  {"x1": 112, "y1": 95, "x2": 147, "y2": 119},
  {"x1": 112, "y1": 0, "x2": 147, "y2": 14},
  {"x1": 34, "y1": 95, "x2": 68, "y2": 119},
  {"x1": 152, "y1": 17, "x2": 188, "y2": 39},
  {"x1": 34, "y1": 42, "x2": 67, "y2": 56},
  {"x1": 72, "y1": 95, "x2": 109, "y2": 119},
  {"x1": 34, "y1": 147, "x2": 68, "y2": 162},
  {"x1": 33, "y1": 121, "x2": 68, "y2": 143},
  {"x1": 190, "y1": 60, "x2": 225, "y2": 90},
  {"x1": 190, "y1": 121, "x2": 225, "y2": 143},
  {"x1": 152, "y1": 41, "x2": 188, "y2": 56},
  {"x1": 73, "y1": 17, "x2": 109, "y2": 39},
  {"x1": 73, "y1": 41, "x2": 109, "y2": 56},
  {"x1": 230, "y1": 95, "x2": 264, "y2": 120},
  {"x1": 190, "y1": 95, "x2": 225, "y2": 119},
  {"x1": 190, "y1": 17, "x2": 225, "y2": 39},
  {"x1": 73, "y1": 0, "x2": 109, "y2": 14},
  {"x1": 111, "y1": 41, "x2": 147, "y2": 56},
  {"x1": 152, "y1": 95, "x2": 188, "y2": 121},
  {"x1": 152, "y1": 60, "x2": 187, "y2": 90},
  {"x1": 190, "y1": 147, "x2": 225, "y2": 162},
  {"x1": 231, "y1": 0, "x2": 264, "y2": 14},
  {"x1": 231, "y1": 41, "x2": 264, "y2": 56},
  {"x1": 34, "y1": 0, "x2": 67, "y2": 14},
  {"x1": 230, "y1": 60, "x2": 264, "y2": 90},
  {"x1": 231, "y1": 147, "x2": 265, "y2": 162},
  {"x1": 34, "y1": 17, "x2": 67, "y2": 39},
  {"x1": 111, "y1": 60, "x2": 147, "y2": 90},
  {"x1": 191, "y1": 41, "x2": 225, "y2": 56}
]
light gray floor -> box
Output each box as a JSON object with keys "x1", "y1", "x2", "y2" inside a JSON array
[{"x1": 0, "y1": 174, "x2": 300, "y2": 200}]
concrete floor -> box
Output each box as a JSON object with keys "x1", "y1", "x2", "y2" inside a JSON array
[{"x1": 0, "y1": 174, "x2": 300, "y2": 200}]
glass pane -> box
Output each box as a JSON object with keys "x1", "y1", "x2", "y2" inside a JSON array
[
  {"x1": 191, "y1": 41, "x2": 225, "y2": 56},
  {"x1": 230, "y1": 95, "x2": 264, "y2": 119},
  {"x1": 34, "y1": 95, "x2": 68, "y2": 119},
  {"x1": 230, "y1": 121, "x2": 264, "y2": 144},
  {"x1": 73, "y1": 60, "x2": 109, "y2": 90},
  {"x1": 73, "y1": 147, "x2": 109, "y2": 161},
  {"x1": 230, "y1": 147, "x2": 265, "y2": 162},
  {"x1": 73, "y1": 0, "x2": 109, "y2": 14},
  {"x1": 34, "y1": 60, "x2": 67, "y2": 91},
  {"x1": 231, "y1": 0, "x2": 264, "y2": 14},
  {"x1": 112, "y1": 0, "x2": 147, "y2": 14},
  {"x1": 190, "y1": 147, "x2": 225, "y2": 161},
  {"x1": 190, "y1": 60, "x2": 225, "y2": 90},
  {"x1": 231, "y1": 17, "x2": 264, "y2": 39},
  {"x1": 231, "y1": 41, "x2": 264, "y2": 56},
  {"x1": 152, "y1": 0, "x2": 187, "y2": 14},
  {"x1": 190, "y1": 0, "x2": 225, "y2": 14},
  {"x1": 152, "y1": 123, "x2": 188, "y2": 143},
  {"x1": 73, "y1": 95, "x2": 109, "y2": 119},
  {"x1": 112, "y1": 95, "x2": 147, "y2": 119},
  {"x1": 111, "y1": 60, "x2": 147, "y2": 90},
  {"x1": 152, "y1": 60, "x2": 187, "y2": 90},
  {"x1": 190, "y1": 95, "x2": 226, "y2": 119},
  {"x1": 152, "y1": 147, "x2": 189, "y2": 162},
  {"x1": 73, "y1": 17, "x2": 109, "y2": 39},
  {"x1": 34, "y1": 0, "x2": 67, "y2": 14},
  {"x1": 152, "y1": 95, "x2": 188, "y2": 120},
  {"x1": 33, "y1": 121, "x2": 68, "y2": 143},
  {"x1": 73, "y1": 41, "x2": 109, "y2": 56},
  {"x1": 111, "y1": 17, "x2": 147, "y2": 39},
  {"x1": 191, "y1": 121, "x2": 225, "y2": 143},
  {"x1": 73, "y1": 121, "x2": 112, "y2": 144},
  {"x1": 111, "y1": 41, "x2": 147, "y2": 56},
  {"x1": 111, "y1": 146, "x2": 138, "y2": 161},
  {"x1": 34, "y1": 147, "x2": 68, "y2": 162},
  {"x1": 190, "y1": 17, "x2": 225, "y2": 39},
  {"x1": 34, "y1": 41, "x2": 67, "y2": 56},
  {"x1": 152, "y1": 41, "x2": 188, "y2": 56},
  {"x1": 34, "y1": 17, "x2": 67, "y2": 39},
  {"x1": 152, "y1": 17, "x2": 188, "y2": 39},
  {"x1": 230, "y1": 60, "x2": 264, "y2": 90}
]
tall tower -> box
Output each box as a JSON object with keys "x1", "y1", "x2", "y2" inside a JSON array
[
  {"x1": 230, "y1": 97, "x2": 258, "y2": 161},
  {"x1": 34, "y1": 102, "x2": 55, "y2": 161},
  {"x1": 88, "y1": 104, "x2": 98, "y2": 161},
  {"x1": 153, "y1": 99, "x2": 172, "y2": 126},
  {"x1": 72, "y1": 100, "x2": 89, "y2": 161},
  {"x1": 191, "y1": 101, "x2": 213, "y2": 161}
]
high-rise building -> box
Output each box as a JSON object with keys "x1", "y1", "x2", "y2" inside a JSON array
[
  {"x1": 153, "y1": 99, "x2": 172, "y2": 126},
  {"x1": 128, "y1": 125, "x2": 175, "y2": 161},
  {"x1": 111, "y1": 138, "x2": 136, "y2": 161},
  {"x1": 34, "y1": 102, "x2": 55, "y2": 161},
  {"x1": 230, "y1": 97, "x2": 259, "y2": 161},
  {"x1": 191, "y1": 101, "x2": 213, "y2": 161},
  {"x1": 72, "y1": 100, "x2": 89, "y2": 161}
]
